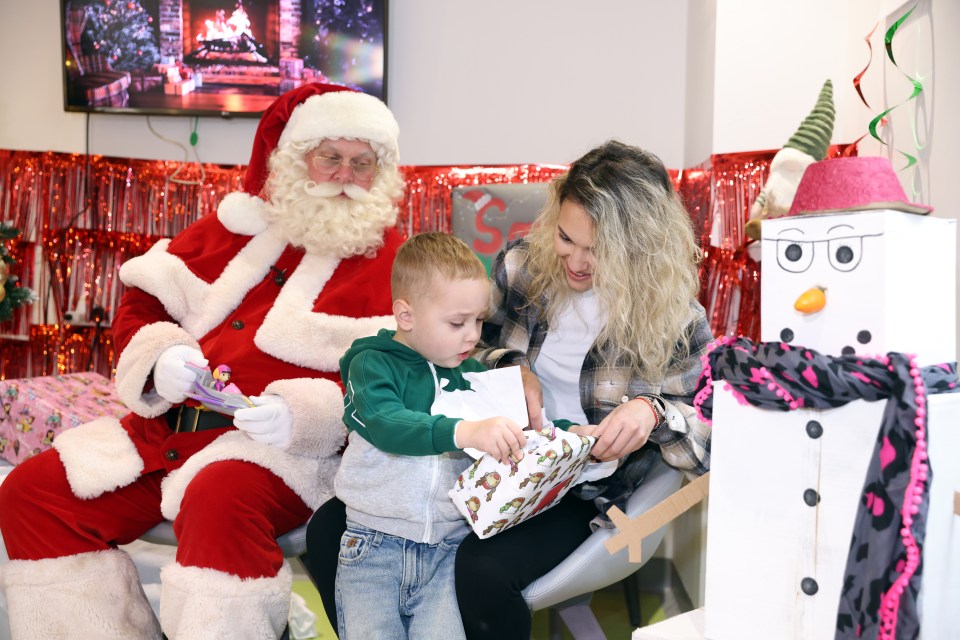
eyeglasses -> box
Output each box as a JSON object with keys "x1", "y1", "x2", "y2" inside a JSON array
[{"x1": 311, "y1": 154, "x2": 379, "y2": 180}]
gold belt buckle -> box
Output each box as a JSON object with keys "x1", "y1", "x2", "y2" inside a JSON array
[{"x1": 174, "y1": 406, "x2": 206, "y2": 433}]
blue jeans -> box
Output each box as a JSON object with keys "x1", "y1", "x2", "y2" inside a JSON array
[{"x1": 336, "y1": 519, "x2": 468, "y2": 640}]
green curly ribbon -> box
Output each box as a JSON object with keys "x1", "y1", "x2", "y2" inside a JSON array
[{"x1": 868, "y1": 3, "x2": 923, "y2": 170}]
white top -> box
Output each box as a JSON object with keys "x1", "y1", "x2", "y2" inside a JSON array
[{"x1": 533, "y1": 289, "x2": 604, "y2": 426}]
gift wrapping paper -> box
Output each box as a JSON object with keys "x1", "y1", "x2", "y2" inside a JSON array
[
  {"x1": 0, "y1": 372, "x2": 127, "y2": 465},
  {"x1": 450, "y1": 426, "x2": 595, "y2": 539}
]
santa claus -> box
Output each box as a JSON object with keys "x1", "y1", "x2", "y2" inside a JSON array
[{"x1": 0, "y1": 83, "x2": 404, "y2": 639}]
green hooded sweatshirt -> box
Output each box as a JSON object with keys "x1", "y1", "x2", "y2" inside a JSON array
[{"x1": 335, "y1": 328, "x2": 487, "y2": 543}]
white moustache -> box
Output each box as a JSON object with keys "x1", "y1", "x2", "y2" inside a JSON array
[{"x1": 303, "y1": 181, "x2": 376, "y2": 203}]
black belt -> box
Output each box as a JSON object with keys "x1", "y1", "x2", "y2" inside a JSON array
[{"x1": 165, "y1": 405, "x2": 235, "y2": 433}]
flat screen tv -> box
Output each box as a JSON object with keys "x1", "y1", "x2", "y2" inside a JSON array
[{"x1": 60, "y1": 0, "x2": 388, "y2": 118}]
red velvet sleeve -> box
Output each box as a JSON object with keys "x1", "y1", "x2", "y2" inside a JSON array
[{"x1": 111, "y1": 285, "x2": 176, "y2": 357}]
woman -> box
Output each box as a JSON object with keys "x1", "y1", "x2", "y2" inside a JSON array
[
  {"x1": 454, "y1": 140, "x2": 712, "y2": 638},
  {"x1": 305, "y1": 140, "x2": 712, "y2": 638}
]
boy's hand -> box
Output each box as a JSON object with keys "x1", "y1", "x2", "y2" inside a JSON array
[{"x1": 458, "y1": 417, "x2": 527, "y2": 465}]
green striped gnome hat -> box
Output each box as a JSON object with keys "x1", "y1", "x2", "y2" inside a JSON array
[
  {"x1": 783, "y1": 79, "x2": 835, "y2": 161},
  {"x1": 744, "y1": 79, "x2": 836, "y2": 242}
]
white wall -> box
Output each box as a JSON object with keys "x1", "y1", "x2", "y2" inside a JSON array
[
  {"x1": 683, "y1": 1, "x2": 716, "y2": 166},
  {"x1": 0, "y1": 0, "x2": 692, "y2": 169}
]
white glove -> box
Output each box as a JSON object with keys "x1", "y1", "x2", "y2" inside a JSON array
[
  {"x1": 233, "y1": 395, "x2": 293, "y2": 448},
  {"x1": 153, "y1": 345, "x2": 207, "y2": 404}
]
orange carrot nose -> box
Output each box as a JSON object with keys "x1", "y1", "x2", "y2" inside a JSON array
[{"x1": 794, "y1": 286, "x2": 827, "y2": 314}]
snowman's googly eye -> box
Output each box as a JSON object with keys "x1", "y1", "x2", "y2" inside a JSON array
[
  {"x1": 775, "y1": 240, "x2": 813, "y2": 273},
  {"x1": 828, "y1": 237, "x2": 863, "y2": 272}
]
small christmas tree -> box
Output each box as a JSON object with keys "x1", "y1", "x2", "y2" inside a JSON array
[
  {"x1": 0, "y1": 223, "x2": 37, "y2": 324},
  {"x1": 82, "y1": 0, "x2": 160, "y2": 74}
]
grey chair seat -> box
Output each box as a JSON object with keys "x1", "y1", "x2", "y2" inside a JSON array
[
  {"x1": 522, "y1": 456, "x2": 684, "y2": 638},
  {"x1": 140, "y1": 521, "x2": 308, "y2": 558}
]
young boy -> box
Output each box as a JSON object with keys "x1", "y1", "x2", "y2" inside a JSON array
[{"x1": 333, "y1": 232, "x2": 528, "y2": 639}]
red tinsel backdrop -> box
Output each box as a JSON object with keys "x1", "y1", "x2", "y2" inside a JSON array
[{"x1": 0, "y1": 146, "x2": 852, "y2": 380}]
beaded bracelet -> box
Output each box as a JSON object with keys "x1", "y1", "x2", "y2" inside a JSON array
[{"x1": 635, "y1": 395, "x2": 663, "y2": 427}]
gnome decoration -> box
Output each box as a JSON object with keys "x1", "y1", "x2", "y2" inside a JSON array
[{"x1": 744, "y1": 79, "x2": 835, "y2": 245}]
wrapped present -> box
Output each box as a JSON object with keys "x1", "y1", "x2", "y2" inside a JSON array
[
  {"x1": 0, "y1": 372, "x2": 128, "y2": 465},
  {"x1": 449, "y1": 425, "x2": 602, "y2": 539},
  {"x1": 163, "y1": 78, "x2": 195, "y2": 95},
  {"x1": 279, "y1": 78, "x2": 304, "y2": 93},
  {"x1": 131, "y1": 74, "x2": 163, "y2": 92},
  {"x1": 280, "y1": 57, "x2": 304, "y2": 79}
]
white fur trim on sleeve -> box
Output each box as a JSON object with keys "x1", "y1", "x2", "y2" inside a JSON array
[
  {"x1": 263, "y1": 377, "x2": 346, "y2": 456},
  {"x1": 114, "y1": 321, "x2": 199, "y2": 418},
  {"x1": 217, "y1": 192, "x2": 270, "y2": 236},
  {"x1": 52, "y1": 417, "x2": 144, "y2": 499}
]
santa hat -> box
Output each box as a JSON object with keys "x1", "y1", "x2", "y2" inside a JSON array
[{"x1": 242, "y1": 83, "x2": 400, "y2": 196}]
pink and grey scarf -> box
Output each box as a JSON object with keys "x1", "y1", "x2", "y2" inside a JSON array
[{"x1": 694, "y1": 337, "x2": 958, "y2": 640}]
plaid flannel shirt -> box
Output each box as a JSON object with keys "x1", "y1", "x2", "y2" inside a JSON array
[{"x1": 477, "y1": 238, "x2": 712, "y2": 479}]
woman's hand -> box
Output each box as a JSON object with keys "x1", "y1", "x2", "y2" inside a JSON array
[
  {"x1": 589, "y1": 399, "x2": 658, "y2": 461},
  {"x1": 518, "y1": 365, "x2": 544, "y2": 430}
]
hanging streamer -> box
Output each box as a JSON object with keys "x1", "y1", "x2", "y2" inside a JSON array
[
  {"x1": 845, "y1": 22, "x2": 884, "y2": 157},
  {"x1": 868, "y1": 3, "x2": 924, "y2": 170},
  {"x1": 0, "y1": 145, "x2": 860, "y2": 378},
  {"x1": 853, "y1": 22, "x2": 881, "y2": 110}
]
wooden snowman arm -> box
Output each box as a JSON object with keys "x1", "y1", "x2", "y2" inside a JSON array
[{"x1": 604, "y1": 472, "x2": 710, "y2": 562}]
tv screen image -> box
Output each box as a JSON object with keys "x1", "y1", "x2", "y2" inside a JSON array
[{"x1": 60, "y1": 0, "x2": 388, "y2": 118}]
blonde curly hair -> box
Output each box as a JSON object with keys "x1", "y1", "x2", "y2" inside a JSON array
[{"x1": 524, "y1": 140, "x2": 701, "y2": 377}]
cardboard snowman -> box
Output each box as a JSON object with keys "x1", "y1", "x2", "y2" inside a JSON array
[{"x1": 702, "y1": 157, "x2": 960, "y2": 640}]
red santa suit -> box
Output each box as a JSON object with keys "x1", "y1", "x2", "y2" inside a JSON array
[{"x1": 0, "y1": 83, "x2": 403, "y2": 640}]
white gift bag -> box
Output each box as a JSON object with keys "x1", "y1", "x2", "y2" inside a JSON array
[{"x1": 429, "y1": 364, "x2": 529, "y2": 430}]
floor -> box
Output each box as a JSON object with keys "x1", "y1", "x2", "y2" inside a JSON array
[{"x1": 290, "y1": 557, "x2": 668, "y2": 640}]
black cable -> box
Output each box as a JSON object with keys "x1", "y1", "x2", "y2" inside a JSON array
[
  {"x1": 64, "y1": 111, "x2": 93, "y2": 229},
  {"x1": 85, "y1": 305, "x2": 107, "y2": 372}
]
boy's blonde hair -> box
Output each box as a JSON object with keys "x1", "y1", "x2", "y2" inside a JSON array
[{"x1": 391, "y1": 232, "x2": 488, "y2": 302}]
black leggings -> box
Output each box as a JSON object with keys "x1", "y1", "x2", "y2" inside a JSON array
[
  {"x1": 303, "y1": 497, "x2": 346, "y2": 634},
  {"x1": 304, "y1": 493, "x2": 596, "y2": 640}
]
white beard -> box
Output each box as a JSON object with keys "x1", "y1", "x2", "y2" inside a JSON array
[{"x1": 262, "y1": 175, "x2": 399, "y2": 259}]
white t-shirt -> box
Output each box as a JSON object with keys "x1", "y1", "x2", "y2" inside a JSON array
[{"x1": 533, "y1": 289, "x2": 604, "y2": 426}]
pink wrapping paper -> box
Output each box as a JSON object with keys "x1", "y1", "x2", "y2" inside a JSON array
[{"x1": 0, "y1": 372, "x2": 127, "y2": 465}]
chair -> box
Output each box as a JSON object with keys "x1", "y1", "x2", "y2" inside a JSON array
[
  {"x1": 522, "y1": 456, "x2": 684, "y2": 639},
  {"x1": 450, "y1": 182, "x2": 549, "y2": 271},
  {"x1": 63, "y1": 1, "x2": 131, "y2": 108}
]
